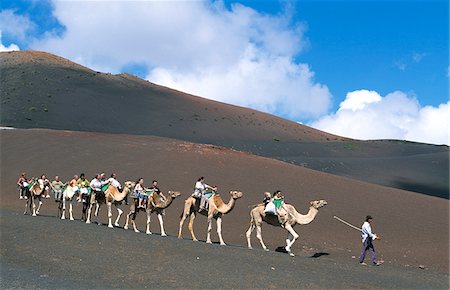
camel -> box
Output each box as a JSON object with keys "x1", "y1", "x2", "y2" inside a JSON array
[
  {"x1": 85, "y1": 188, "x2": 106, "y2": 224},
  {"x1": 105, "y1": 181, "x2": 135, "y2": 228},
  {"x1": 25, "y1": 178, "x2": 50, "y2": 216},
  {"x1": 246, "y1": 199, "x2": 327, "y2": 256},
  {"x1": 124, "y1": 191, "x2": 181, "y2": 236},
  {"x1": 59, "y1": 185, "x2": 78, "y2": 220},
  {"x1": 178, "y1": 191, "x2": 243, "y2": 245}
]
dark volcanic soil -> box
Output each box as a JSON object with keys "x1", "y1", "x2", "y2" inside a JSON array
[
  {"x1": 1, "y1": 129, "x2": 448, "y2": 284},
  {"x1": 1, "y1": 208, "x2": 448, "y2": 289},
  {"x1": 1, "y1": 51, "x2": 448, "y2": 198}
]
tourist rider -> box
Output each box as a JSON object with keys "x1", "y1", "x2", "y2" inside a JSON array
[
  {"x1": 193, "y1": 176, "x2": 216, "y2": 211},
  {"x1": 38, "y1": 174, "x2": 51, "y2": 198},
  {"x1": 51, "y1": 175, "x2": 65, "y2": 202},
  {"x1": 272, "y1": 190, "x2": 288, "y2": 223},
  {"x1": 135, "y1": 178, "x2": 148, "y2": 209},
  {"x1": 148, "y1": 180, "x2": 166, "y2": 206},
  {"x1": 69, "y1": 174, "x2": 80, "y2": 201},
  {"x1": 17, "y1": 172, "x2": 30, "y2": 200},
  {"x1": 107, "y1": 173, "x2": 122, "y2": 191},
  {"x1": 90, "y1": 174, "x2": 103, "y2": 195},
  {"x1": 77, "y1": 173, "x2": 90, "y2": 202}
]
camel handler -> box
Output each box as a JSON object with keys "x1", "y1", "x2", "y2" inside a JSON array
[
  {"x1": 359, "y1": 215, "x2": 383, "y2": 266},
  {"x1": 51, "y1": 175, "x2": 66, "y2": 202}
]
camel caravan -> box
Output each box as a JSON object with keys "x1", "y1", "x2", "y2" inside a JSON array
[{"x1": 17, "y1": 173, "x2": 327, "y2": 256}]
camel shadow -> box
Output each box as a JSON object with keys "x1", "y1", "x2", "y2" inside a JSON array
[
  {"x1": 310, "y1": 252, "x2": 330, "y2": 258},
  {"x1": 274, "y1": 247, "x2": 330, "y2": 258}
]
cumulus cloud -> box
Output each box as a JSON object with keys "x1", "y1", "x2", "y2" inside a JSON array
[
  {"x1": 310, "y1": 90, "x2": 449, "y2": 145},
  {"x1": 0, "y1": 31, "x2": 20, "y2": 52},
  {"x1": 30, "y1": 0, "x2": 331, "y2": 119},
  {"x1": 0, "y1": 9, "x2": 34, "y2": 41}
]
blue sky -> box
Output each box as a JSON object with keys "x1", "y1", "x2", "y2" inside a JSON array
[{"x1": 1, "y1": 0, "x2": 448, "y2": 145}]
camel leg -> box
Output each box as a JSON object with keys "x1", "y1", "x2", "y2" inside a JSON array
[
  {"x1": 24, "y1": 198, "x2": 31, "y2": 215},
  {"x1": 216, "y1": 216, "x2": 226, "y2": 246},
  {"x1": 206, "y1": 217, "x2": 213, "y2": 244},
  {"x1": 32, "y1": 195, "x2": 37, "y2": 216},
  {"x1": 124, "y1": 211, "x2": 131, "y2": 229},
  {"x1": 57, "y1": 199, "x2": 63, "y2": 218},
  {"x1": 178, "y1": 211, "x2": 188, "y2": 239},
  {"x1": 115, "y1": 206, "x2": 123, "y2": 227},
  {"x1": 94, "y1": 203, "x2": 101, "y2": 224},
  {"x1": 246, "y1": 224, "x2": 255, "y2": 249},
  {"x1": 157, "y1": 213, "x2": 167, "y2": 237},
  {"x1": 86, "y1": 203, "x2": 93, "y2": 224},
  {"x1": 61, "y1": 197, "x2": 66, "y2": 219},
  {"x1": 36, "y1": 197, "x2": 43, "y2": 215},
  {"x1": 146, "y1": 210, "x2": 153, "y2": 235},
  {"x1": 107, "y1": 202, "x2": 113, "y2": 228},
  {"x1": 69, "y1": 200, "x2": 74, "y2": 220},
  {"x1": 284, "y1": 224, "x2": 299, "y2": 256},
  {"x1": 132, "y1": 219, "x2": 139, "y2": 233},
  {"x1": 188, "y1": 212, "x2": 198, "y2": 242},
  {"x1": 256, "y1": 225, "x2": 269, "y2": 251}
]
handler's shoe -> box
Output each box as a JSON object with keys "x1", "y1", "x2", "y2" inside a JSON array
[
  {"x1": 359, "y1": 262, "x2": 367, "y2": 266},
  {"x1": 373, "y1": 261, "x2": 383, "y2": 266}
]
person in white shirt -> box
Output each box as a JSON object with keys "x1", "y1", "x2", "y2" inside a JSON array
[
  {"x1": 107, "y1": 173, "x2": 122, "y2": 191},
  {"x1": 38, "y1": 174, "x2": 51, "y2": 198},
  {"x1": 193, "y1": 177, "x2": 216, "y2": 211},
  {"x1": 359, "y1": 215, "x2": 382, "y2": 266}
]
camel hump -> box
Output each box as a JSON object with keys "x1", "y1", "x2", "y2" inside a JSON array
[
  {"x1": 152, "y1": 194, "x2": 161, "y2": 205},
  {"x1": 213, "y1": 194, "x2": 224, "y2": 207}
]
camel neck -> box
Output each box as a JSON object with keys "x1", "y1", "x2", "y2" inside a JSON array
[{"x1": 293, "y1": 206, "x2": 319, "y2": 225}]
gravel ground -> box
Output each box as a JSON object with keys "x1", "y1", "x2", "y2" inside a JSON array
[{"x1": 1, "y1": 208, "x2": 448, "y2": 289}]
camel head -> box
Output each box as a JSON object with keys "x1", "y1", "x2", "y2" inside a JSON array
[
  {"x1": 310, "y1": 199, "x2": 327, "y2": 209},
  {"x1": 124, "y1": 181, "x2": 136, "y2": 189},
  {"x1": 167, "y1": 191, "x2": 182, "y2": 198},
  {"x1": 230, "y1": 191, "x2": 243, "y2": 199}
]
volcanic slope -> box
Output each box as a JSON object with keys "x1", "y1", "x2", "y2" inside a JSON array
[
  {"x1": 1, "y1": 128, "x2": 449, "y2": 275},
  {"x1": 1, "y1": 50, "x2": 448, "y2": 198}
]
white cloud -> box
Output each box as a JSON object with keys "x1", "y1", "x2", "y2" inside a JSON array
[
  {"x1": 31, "y1": 1, "x2": 331, "y2": 119},
  {"x1": 310, "y1": 90, "x2": 449, "y2": 145},
  {"x1": 0, "y1": 9, "x2": 34, "y2": 41},
  {"x1": 0, "y1": 31, "x2": 20, "y2": 52}
]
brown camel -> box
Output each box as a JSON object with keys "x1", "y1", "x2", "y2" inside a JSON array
[
  {"x1": 105, "y1": 181, "x2": 135, "y2": 228},
  {"x1": 178, "y1": 191, "x2": 243, "y2": 245},
  {"x1": 25, "y1": 178, "x2": 49, "y2": 216},
  {"x1": 124, "y1": 191, "x2": 181, "y2": 236},
  {"x1": 246, "y1": 199, "x2": 327, "y2": 256}
]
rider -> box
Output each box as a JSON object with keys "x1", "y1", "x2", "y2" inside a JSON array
[
  {"x1": 90, "y1": 174, "x2": 102, "y2": 192},
  {"x1": 193, "y1": 177, "x2": 216, "y2": 212},
  {"x1": 38, "y1": 174, "x2": 51, "y2": 198},
  {"x1": 107, "y1": 173, "x2": 122, "y2": 191},
  {"x1": 148, "y1": 180, "x2": 166, "y2": 206},
  {"x1": 69, "y1": 175, "x2": 80, "y2": 201},
  {"x1": 51, "y1": 175, "x2": 65, "y2": 202},
  {"x1": 77, "y1": 173, "x2": 91, "y2": 202},
  {"x1": 272, "y1": 190, "x2": 288, "y2": 223},
  {"x1": 17, "y1": 172, "x2": 30, "y2": 200},
  {"x1": 135, "y1": 178, "x2": 147, "y2": 209}
]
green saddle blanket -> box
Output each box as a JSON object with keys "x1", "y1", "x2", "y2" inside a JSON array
[
  {"x1": 204, "y1": 191, "x2": 215, "y2": 199},
  {"x1": 102, "y1": 184, "x2": 110, "y2": 192}
]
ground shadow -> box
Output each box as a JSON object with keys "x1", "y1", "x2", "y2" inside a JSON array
[{"x1": 310, "y1": 252, "x2": 330, "y2": 258}]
